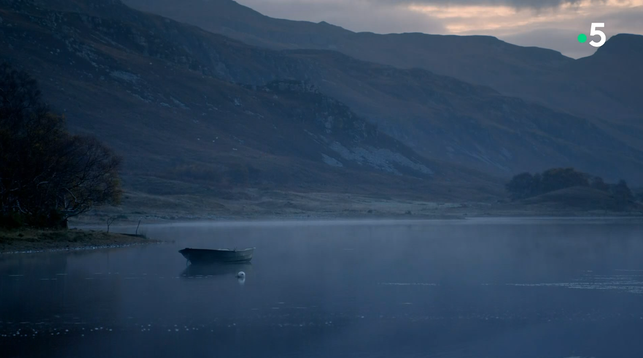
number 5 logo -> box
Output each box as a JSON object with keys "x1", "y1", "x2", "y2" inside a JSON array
[{"x1": 589, "y1": 23, "x2": 606, "y2": 48}]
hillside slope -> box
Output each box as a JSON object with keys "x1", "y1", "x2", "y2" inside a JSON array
[
  {"x1": 550, "y1": 34, "x2": 643, "y2": 151},
  {"x1": 0, "y1": 0, "x2": 504, "y2": 201},
  {"x1": 121, "y1": 0, "x2": 572, "y2": 93},
  {"x1": 122, "y1": 0, "x2": 643, "y2": 155},
  {"x1": 2, "y1": 0, "x2": 642, "y2": 185}
]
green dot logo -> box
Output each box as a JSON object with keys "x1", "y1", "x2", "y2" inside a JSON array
[{"x1": 578, "y1": 33, "x2": 587, "y2": 43}]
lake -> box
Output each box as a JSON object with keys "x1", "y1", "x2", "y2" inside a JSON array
[{"x1": 2, "y1": 218, "x2": 643, "y2": 358}]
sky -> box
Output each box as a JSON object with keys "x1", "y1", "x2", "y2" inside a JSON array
[{"x1": 237, "y1": 0, "x2": 643, "y2": 58}]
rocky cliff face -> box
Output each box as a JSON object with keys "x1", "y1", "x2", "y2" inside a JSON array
[
  {"x1": 119, "y1": 0, "x2": 643, "y2": 183},
  {"x1": 4, "y1": 0, "x2": 496, "y2": 200},
  {"x1": 1, "y1": 0, "x2": 641, "y2": 198},
  {"x1": 24, "y1": 1, "x2": 631, "y2": 183}
]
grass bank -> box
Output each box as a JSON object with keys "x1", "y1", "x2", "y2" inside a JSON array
[{"x1": 0, "y1": 228, "x2": 157, "y2": 254}]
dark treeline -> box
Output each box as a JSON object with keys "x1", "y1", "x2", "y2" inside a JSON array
[
  {"x1": 506, "y1": 167, "x2": 635, "y2": 202},
  {"x1": 0, "y1": 63, "x2": 121, "y2": 229}
]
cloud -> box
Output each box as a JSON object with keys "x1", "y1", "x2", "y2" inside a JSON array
[
  {"x1": 238, "y1": 0, "x2": 446, "y2": 34},
  {"x1": 369, "y1": 0, "x2": 586, "y2": 9},
  {"x1": 501, "y1": 5, "x2": 643, "y2": 58},
  {"x1": 454, "y1": 1, "x2": 643, "y2": 58},
  {"x1": 237, "y1": 0, "x2": 643, "y2": 58}
]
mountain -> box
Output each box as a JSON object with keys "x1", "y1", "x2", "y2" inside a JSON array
[
  {"x1": 278, "y1": 50, "x2": 643, "y2": 181},
  {"x1": 122, "y1": 0, "x2": 643, "y2": 153},
  {"x1": 499, "y1": 33, "x2": 643, "y2": 147},
  {"x1": 2, "y1": 0, "x2": 642, "y2": 187},
  {"x1": 0, "y1": 0, "x2": 501, "y2": 201},
  {"x1": 58, "y1": 1, "x2": 643, "y2": 182},
  {"x1": 551, "y1": 34, "x2": 643, "y2": 151},
  {"x1": 122, "y1": 0, "x2": 573, "y2": 94}
]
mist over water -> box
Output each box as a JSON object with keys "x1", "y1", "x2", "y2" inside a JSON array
[{"x1": 2, "y1": 218, "x2": 643, "y2": 358}]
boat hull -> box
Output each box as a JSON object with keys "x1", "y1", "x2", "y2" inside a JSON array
[{"x1": 179, "y1": 248, "x2": 254, "y2": 264}]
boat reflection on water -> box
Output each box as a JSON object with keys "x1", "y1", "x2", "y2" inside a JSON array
[{"x1": 180, "y1": 262, "x2": 252, "y2": 282}]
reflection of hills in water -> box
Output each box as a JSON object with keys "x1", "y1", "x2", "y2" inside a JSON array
[{"x1": 181, "y1": 263, "x2": 252, "y2": 278}]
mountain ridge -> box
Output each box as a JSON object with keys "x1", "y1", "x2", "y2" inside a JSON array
[
  {"x1": 121, "y1": 0, "x2": 643, "y2": 154},
  {"x1": 3, "y1": 0, "x2": 643, "y2": 184},
  {"x1": 594, "y1": 33, "x2": 643, "y2": 57},
  {"x1": 1, "y1": 0, "x2": 506, "y2": 201},
  {"x1": 121, "y1": 0, "x2": 573, "y2": 84}
]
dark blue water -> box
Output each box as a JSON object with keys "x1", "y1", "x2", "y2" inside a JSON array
[{"x1": 2, "y1": 218, "x2": 643, "y2": 358}]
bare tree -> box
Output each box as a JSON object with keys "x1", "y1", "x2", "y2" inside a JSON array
[
  {"x1": 106, "y1": 216, "x2": 117, "y2": 233},
  {"x1": 1, "y1": 62, "x2": 122, "y2": 228}
]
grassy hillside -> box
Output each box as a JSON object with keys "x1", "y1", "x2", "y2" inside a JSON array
[
  {"x1": 121, "y1": 0, "x2": 643, "y2": 175},
  {"x1": 0, "y1": 228, "x2": 154, "y2": 253},
  {"x1": 523, "y1": 186, "x2": 643, "y2": 212},
  {"x1": 0, "y1": 0, "x2": 503, "y2": 206},
  {"x1": 2, "y1": 0, "x2": 642, "y2": 222}
]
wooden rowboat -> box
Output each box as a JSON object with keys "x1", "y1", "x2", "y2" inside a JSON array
[{"x1": 179, "y1": 247, "x2": 254, "y2": 264}]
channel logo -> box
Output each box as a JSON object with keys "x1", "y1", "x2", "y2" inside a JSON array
[{"x1": 578, "y1": 23, "x2": 606, "y2": 48}]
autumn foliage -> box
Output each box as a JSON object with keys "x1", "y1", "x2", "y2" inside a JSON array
[{"x1": 0, "y1": 63, "x2": 121, "y2": 228}]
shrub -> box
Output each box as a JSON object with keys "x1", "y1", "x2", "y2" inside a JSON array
[
  {"x1": 505, "y1": 167, "x2": 630, "y2": 203},
  {"x1": 0, "y1": 63, "x2": 121, "y2": 228}
]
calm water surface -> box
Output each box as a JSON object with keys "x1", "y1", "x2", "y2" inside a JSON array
[{"x1": 2, "y1": 218, "x2": 643, "y2": 358}]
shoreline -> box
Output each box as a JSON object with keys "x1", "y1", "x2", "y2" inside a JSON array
[
  {"x1": 76, "y1": 212, "x2": 643, "y2": 226},
  {"x1": 3, "y1": 212, "x2": 642, "y2": 255},
  {"x1": 71, "y1": 207, "x2": 643, "y2": 227},
  {"x1": 67, "y1": 186, "x2": 642, "y2": 229},
  {"x1": 0, "y1": 228, "x2": 160, "y2": 255}
]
